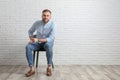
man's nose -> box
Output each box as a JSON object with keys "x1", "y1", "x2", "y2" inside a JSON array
[{"x1": 45, "y1": 17, "x2": 48, "y2": 18}]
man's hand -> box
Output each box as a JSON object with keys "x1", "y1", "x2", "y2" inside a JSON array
[
  {"x1": 29, "y1": 37, "x2": 38, "y2": 43},
  {"x1": 33, "y1": 38, "x2": 38, "y2": 42},
  {"x1": 38, "y1": 38, "x2": 47, "y2": 43}
]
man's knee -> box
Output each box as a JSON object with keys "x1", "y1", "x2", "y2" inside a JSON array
[
  {"x1": 26, "y1": 43, "x2": 32, "y2": 50},
  {"x1": 44, "y1": 42, "x2": 54, "y2": 50}
]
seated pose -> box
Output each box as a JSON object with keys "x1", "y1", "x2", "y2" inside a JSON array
[{"x1": 25, "y1": 9, "x2": 55, "y2": 77}]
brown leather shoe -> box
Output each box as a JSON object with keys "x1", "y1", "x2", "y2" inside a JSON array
[
  {"x1": 25, "y1": 70, "x2": 35, "y2": 77},
  {"x1": 46, "y1": 67, "x2": 52, "y2": 76}
]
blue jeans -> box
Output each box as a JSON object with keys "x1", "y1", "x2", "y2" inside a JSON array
[{"x1": 26, "y1": 41, "x2": 54, "y2": 67}]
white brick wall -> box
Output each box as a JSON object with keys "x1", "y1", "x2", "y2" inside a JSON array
[{"x1": 0, "y1": 0, "x2": 120, "y2": 65}]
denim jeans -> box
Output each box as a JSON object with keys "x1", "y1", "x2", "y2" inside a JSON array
[{"x1": 26, "y1": 41, "x2": 54, "y2": 67}]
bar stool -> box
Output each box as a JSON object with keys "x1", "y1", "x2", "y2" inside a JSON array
[{"x1": 33, "y1": 48, "x2": 54, "y2": 69}]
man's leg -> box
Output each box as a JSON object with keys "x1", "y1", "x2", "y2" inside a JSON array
[
  {"x1": 25, "y1": 42, "x2": 41, "y2": 77},
  {"x1": 44, "y1": 41, "x2": 54, "y2": 76}
]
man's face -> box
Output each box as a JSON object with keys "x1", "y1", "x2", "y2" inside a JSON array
[{"x1": 42, "y1": 12, "x2": 51, "y2": 23}]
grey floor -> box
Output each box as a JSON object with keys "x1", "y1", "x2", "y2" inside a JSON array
[{"x1": 0, "y1": 65, "x2": 120, "y2": 80}]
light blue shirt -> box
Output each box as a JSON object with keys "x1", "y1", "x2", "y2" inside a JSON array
[{"x1": 28, "y1": 20, "x2": 56, "y2": 42}]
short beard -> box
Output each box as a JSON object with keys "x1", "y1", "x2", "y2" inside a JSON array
[{"x1": 42, "y1": 19, "x2": 49, "y2": 23}]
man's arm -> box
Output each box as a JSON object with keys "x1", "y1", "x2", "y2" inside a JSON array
[
  {"x1": 28, "y1": 21, "x2": 38, "y2": 42},
  {"x1": 38, "y1": 38, "x2": 47, "y2": 43},
  {"x1": 46, "y1": 22, "x2": 56, "y2": 42}
]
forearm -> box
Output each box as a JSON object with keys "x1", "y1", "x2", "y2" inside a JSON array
[{"x1": 38, "y1": 38, "x2": 47, "y2": 43}]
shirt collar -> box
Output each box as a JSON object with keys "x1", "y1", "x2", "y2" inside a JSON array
[{"x1": 42, "y1": 20, "x2": 52, "y2": 26}]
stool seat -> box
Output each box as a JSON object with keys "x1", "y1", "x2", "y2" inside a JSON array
[{"x1": 34, "y1": 48, "x2": 46, "y2": 51}]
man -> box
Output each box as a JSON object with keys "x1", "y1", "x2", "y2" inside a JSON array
[{"x1": 25, "y1": 9, "x2": 55, "y2": 77}]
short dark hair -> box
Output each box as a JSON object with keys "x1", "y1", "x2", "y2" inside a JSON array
[{"x1": 42, "y1": 9, "x2": 51, "y2": 14}]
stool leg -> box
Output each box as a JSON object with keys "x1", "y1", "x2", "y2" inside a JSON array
[
  {"x1": 52, "y1": 62, "x2": 54, "y2": 69},
  {"x1": 36, "y1": 51, "x2": 39, "y2": 68},
  {"x1": 33, "y1": 51, "x2": 35, "y2": 65}
]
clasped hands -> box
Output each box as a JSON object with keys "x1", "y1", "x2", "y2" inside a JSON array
[{"x1": 29, "y1": 37, "x2": 47, "y2": 43}]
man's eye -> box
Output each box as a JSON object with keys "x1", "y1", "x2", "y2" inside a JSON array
[{"x1": 43, "y1": 15, "x2": 49, "y2": 17}]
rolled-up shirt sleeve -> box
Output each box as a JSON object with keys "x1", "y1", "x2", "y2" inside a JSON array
[{"x1": 46, "y1": 23, "x2": 56, "y2": 42}]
